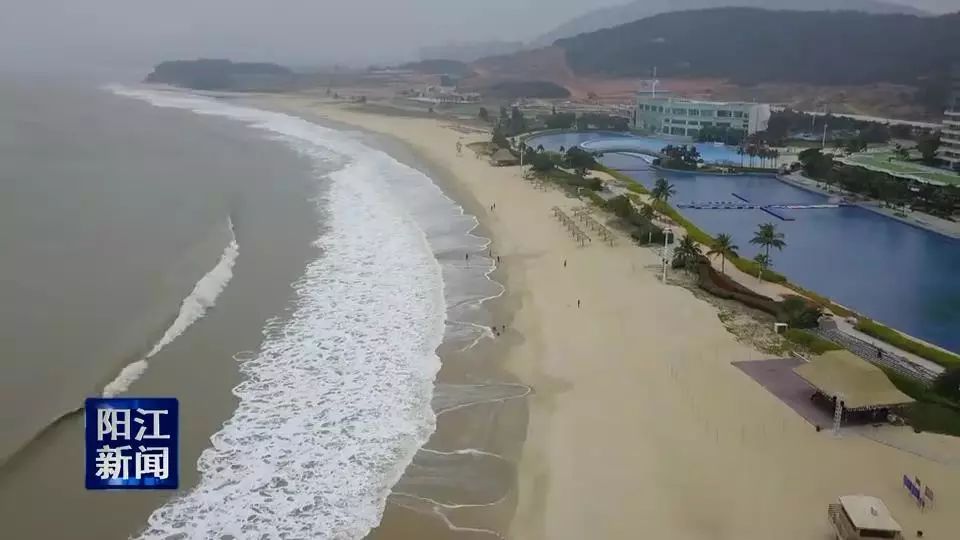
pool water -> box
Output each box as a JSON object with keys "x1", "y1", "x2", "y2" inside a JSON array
[
  {"x1": 532, "y1": 131, "x2": 749, "y2": 165},
  {"x1": 530, "y1": 132, "x2": 960, "y2": 354}
]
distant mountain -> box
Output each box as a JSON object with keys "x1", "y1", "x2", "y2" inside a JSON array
[
  {"x1": 418, "y1": 41, "x2": 524, "y2": 63},
  {"x1": 145, "y1": 59, "x2": 294, "y2": 90},
  {"x1": 532, "y1": 0, "x2": 930, "y2": 47},
  {"x1": 555, "y1": 8, "x2": 960, "y2": 85}
]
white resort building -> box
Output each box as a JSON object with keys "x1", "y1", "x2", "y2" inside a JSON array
[
  {"x1": 938, "y1": 65, "x2": 960, "y2": 171},
  {"x1": 633, "y1": 95, "x2": 771, "y2": 138}
]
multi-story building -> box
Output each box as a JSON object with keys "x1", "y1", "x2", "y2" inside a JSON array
[
  {"x1": 633, "y1": 95, "x2": 771, "y2": 138},
  {"x1": 938, "y1": 65, "x2": 960, "y2": 171}
]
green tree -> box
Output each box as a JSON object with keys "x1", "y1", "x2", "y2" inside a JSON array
[
  {"x1": 707, "y1": 233, "x2": 739, "y2": 274},
  {"x1": 750, "y1": 223, "x2": 786, "y2": 258},
  {"x1": 564, "y1": 147, "x2": 597, "y2": 176},
  {"x1": 491, "y1": 126, "x2": 510, "y2": 149},
  {"x1": 917, "y1": 133, "x2": 941, "y2": 164},
  {"x1": 544, "y1": 112, "x2": 576, "y2": 130},
  {"x1": 651, "y1": 177, "x2": 676, "y2": 208},
  {"x1": 844, "y1": 137, "x2": 867, "y2": 154},
  {"x1": 753, "y1": 253, "x2": 772, "y2": 279},
  {"x1": 672, "y1": 234, "x2": 703, "y2": 271},
  {"x1": 747, "y1": 145, "x2": 759, "y2": 167},
  {"x1": 529, "y1": 152, "x2": 556, "y2": 173},
  {"x1": 797, "y1": 148, "x2": 833, "y2": 178},
  {"x1": 509, "y1": 106, "x2": 527, "y2": 135},
  {"x1": 660, "y1": 144, "x2": 702, "y2": 170}
]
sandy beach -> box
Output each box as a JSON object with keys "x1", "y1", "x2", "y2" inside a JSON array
[{"x1": 252, "y1": 95, "x2": 960, "y2": 540}]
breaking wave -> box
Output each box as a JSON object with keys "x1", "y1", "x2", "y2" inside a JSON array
[
  {"x1": 111, "y1": 86, "x2": 446, "y2": 538},
  {"x1": 102, "y1": 219, "x2": 238, "y2": 397}
]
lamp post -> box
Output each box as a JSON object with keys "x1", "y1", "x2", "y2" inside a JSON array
[
  {"x1": 519, "y1": 143, "x2": 524, "y2": 178},
  {"x1": 662, "y1": 228, "x2": 673, "y2": 282}
]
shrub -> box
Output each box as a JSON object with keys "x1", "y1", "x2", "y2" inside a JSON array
[
  {"x1": 583, "y1": 190, "x2": 607, "y2": 207},
  {"x1": 783, "y1": 329, "x2": 841, "y2": 354},
  {"x1": 879, "y1": 368, "x2": 960, "y2": 436},
  {"x1": 933, "y1": 367, "x2": 960, "y2": 401},
  {"x1": 786, "y1": 284, "x2": 854, "y2": 317},
  {"x1": 732, "y1": 257, "x2": 788, "y2": 283},
  {"x1": 594, "y1": 166, "x2": 650, "y2": 194},
  {"x1": 779, "y1": 296, "x2": 822, "y2": 328},
  {"x1": 856, "y1": 319, "x2": 960, "y2": 368},
  {"x1": 902, "y1": 402, "x2": 960, "y2": 437}
]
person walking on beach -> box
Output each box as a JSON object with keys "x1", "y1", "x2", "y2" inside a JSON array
[
  {"x1": 563, "y1": 259, "x2": 567, "y2": 268},
  {"x1": 456, "y1": 141, "x2": 462, "y2": 155},
  {"x1": 577, "y1": 299, "x2": 581, "y2": 308},
  {"x1": 496, "y1": 255, "x2": 500, "y2": 264}
]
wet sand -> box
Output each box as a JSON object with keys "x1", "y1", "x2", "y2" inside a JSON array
[{"x1": 255, "y1": 95, "x2": 960, "y2": 540}]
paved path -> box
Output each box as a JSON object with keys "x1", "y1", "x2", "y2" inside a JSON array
[{"x1": 832, "y1": 319, "x2": 945, "y2": 377}]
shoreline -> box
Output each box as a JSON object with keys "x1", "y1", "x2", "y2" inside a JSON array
[
  {"x1": 777, "y1": 172, "x2": 960, "y2": 240},
  {"x1": 250, "y1": 96, "x2": 960, "y2": 540},
  {"x1": 251, "y1": 100, "x2": 530, "y2": 538}
]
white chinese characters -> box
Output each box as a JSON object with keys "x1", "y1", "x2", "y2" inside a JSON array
[{"x1": 94, "y1": 407, "x2": 171, "y2": 481}]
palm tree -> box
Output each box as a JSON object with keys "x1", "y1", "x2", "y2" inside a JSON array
[
  {"x1": 753, "y1": 253, "x2": 771, "y2": 279},
  {"x1": 672, "y1": 234, "x2": 703, "y2": 271},
  {"x1": 707, "y1": 233, "x2": 739, "y2": 274},
  {"x1": 750, "y1": 222, "x2": 786, "y2": 257},
  {"x1": 651, "y1": 177, "x2": 676, "y2": 208}
]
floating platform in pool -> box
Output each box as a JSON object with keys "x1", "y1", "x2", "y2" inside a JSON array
[{"x1": 676, "y1": 193, "x2": 850, "y2": 221}]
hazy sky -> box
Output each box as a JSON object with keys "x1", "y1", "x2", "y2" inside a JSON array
[{"x1": 0, "y1": 0, "x2": 956, "y2": 74}]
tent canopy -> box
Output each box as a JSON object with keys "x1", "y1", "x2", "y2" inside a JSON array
[
  {"x1": 490, "y1": 148, "x2": 518, "y2": 164},
  {"x1": 839, "y1": 495, "x2": 902, "y2": 532},
  {"x1": 793, "y1": 351, "x2": 914, "y2": 411}
]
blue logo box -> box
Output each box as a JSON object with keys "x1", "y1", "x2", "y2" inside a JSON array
[{"x1": 84, "y1": 398, "x2": 179, "y2": 490}]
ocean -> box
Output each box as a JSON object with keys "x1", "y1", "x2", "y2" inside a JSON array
[{"x1": 0, "y1": 79, "x2": 501, "y2": 538}]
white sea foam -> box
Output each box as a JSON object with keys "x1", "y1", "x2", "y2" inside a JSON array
[
  {"x1": 111, "y1": 86, "x2": 446, "y2": 538},
  {"x1": 102, "y1": 220, "x2": 238, "y2": 398}
]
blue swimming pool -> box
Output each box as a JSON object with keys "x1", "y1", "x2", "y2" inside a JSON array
[
  {"x1": 530, "y1": 131, "x2": 750, "y2": 165},
  {"x1": 530, "y1": 132, "x2": 960, "y2": 354}
]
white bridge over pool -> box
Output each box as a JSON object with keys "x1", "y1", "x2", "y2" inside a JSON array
[{"x1": 675, "y1": 193, "x2": 851, "y2": 221}]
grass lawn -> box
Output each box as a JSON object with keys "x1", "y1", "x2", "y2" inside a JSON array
[{"x1": 842, "y1": 152, "x2": 960, "y2": 186}]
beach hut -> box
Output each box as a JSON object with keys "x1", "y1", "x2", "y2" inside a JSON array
[
  {"x1": 794, "y1": 350, "x2": 914, "y2": 424},
  {"x1": 828, "y1": 495, "x2": 903, "y2": 540},
  {"x1": 490, "y1": 148, "x2": 519, "y2": 167}
]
